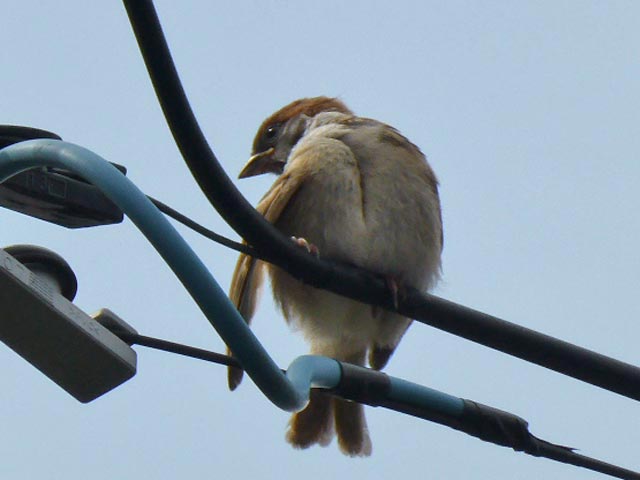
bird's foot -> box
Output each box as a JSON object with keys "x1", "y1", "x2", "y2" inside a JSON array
[{"x1": 291, "y1": 236, "x2": 320, "y2": 258}]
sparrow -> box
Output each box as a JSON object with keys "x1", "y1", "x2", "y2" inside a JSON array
[{"x1": 227, "y1": 97, "x2": 443, "y2": 457}]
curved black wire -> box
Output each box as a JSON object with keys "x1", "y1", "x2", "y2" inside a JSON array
[
  {"x1": 147, "y1": 195, "x2": 265, "y2": 259},
  {"x1": 122, "y1": 0, "x2": 640, "y2": 404}
]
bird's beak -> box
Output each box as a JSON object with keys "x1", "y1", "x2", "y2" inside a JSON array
[{"x1": 238, "y1": 147, "x2": 283, "y2": 179}]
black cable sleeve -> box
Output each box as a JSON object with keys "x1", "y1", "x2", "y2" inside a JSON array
[
  {"x1": 458, "y1": 400, "x2": 535, "y2": 450},
  {"x1": 333, "y1": 361, "x2": 391, "y2": 406},
  {"x1": 347, "y1": 378, "x2": 640, "y2": 480}
]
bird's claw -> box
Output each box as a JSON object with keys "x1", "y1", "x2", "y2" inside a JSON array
[{"x1": 291, "y1": 236, "x2": 320, "y2": 258}]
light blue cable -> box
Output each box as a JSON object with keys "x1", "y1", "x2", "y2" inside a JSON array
[
  {"x1": 0, "y1": 139, "x2": 333, "y2": 411},
  {"x1": 286, "y1": 355, "x2": 341, "y2": 392},
  {"x1": 389, "y1": 377, "x2": 464, "y2": 416}
]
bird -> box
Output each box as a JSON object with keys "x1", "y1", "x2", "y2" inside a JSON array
[{"x1": 227, "y1": 96, "x2": 443, "y2": 457}]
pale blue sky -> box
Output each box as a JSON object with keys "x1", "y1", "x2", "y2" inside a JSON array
[{"x1": 1, "y1": 2, "x2": 639, "y2": 479}]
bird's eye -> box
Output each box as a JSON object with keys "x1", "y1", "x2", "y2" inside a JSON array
[{"x1": 264, "y1": 123, "x2": 281, "y2": 140}]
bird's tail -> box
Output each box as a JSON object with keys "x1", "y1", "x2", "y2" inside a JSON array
[
  {"x1": 286, "y1": 390, "x2": 334, "y2": 449},
  {"x1": 286, "y1": 390, "x2": 372, "y2": 457},
  {"x1": 334, "y1": 397, "x2": 372, "y2": 456}
]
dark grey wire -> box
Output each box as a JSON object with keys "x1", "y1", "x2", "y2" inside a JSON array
[
  {"x1": 147, "y1": 195, "x2": 265, "y2": 259},
  {"x1": 120, "y1": 332, "x2": 240, "y2": 368}
]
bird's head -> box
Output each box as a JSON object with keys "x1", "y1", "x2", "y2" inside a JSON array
[{"x1": 238, "y1": 96, "x2": 352, "y2": 179}]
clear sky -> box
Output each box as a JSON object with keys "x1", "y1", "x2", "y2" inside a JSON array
[{"x1": 1, "y1": 2, "x2": 639, "y2": 479}]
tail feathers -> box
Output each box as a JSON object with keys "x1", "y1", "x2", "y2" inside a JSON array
[
  {"x1": 286, "y1": 391, "x2": 372, "y2": 457},
  {"x1": 334, "y1": 397, "x2": 372, "y2": 456},
  {"x1": 227, "y1": 359, "x2": 244, "y2": 391},
  {"x1": 226, "y1": 254, "x2": 265, "y2": 390},
  {"x1": 286, "y1": 390, "x2": 334, "y2": 448}
]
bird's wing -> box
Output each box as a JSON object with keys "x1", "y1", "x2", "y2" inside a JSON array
[
  {"x1": 257, "y1": 168, "x2": 308, "y2": 223},
  {"x1": 226, "y1": 170, "x2": 307, "y2": 390},
  {"x1": 226, "y1": 250, "x2": 264, "y2": 390}
]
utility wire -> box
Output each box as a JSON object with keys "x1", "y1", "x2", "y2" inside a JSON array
[
  {"x1": 123, "y1": 0, "x2": 640, "y2": 404},
  {"x1": 146, "y1": 193, "x2": 640, "y2": 404},
  {"x1": 147, "y1": 195, "x2": 264, "y2": 259},
  {"x1": 120, "y1": 332, "x2": 242, "y2": 369},
  {"x1": 147, "y1": 194, "x2": 640, "y2": 403}
]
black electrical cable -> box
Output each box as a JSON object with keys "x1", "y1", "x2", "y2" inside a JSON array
[
  {"x1": 120, "y1": 332, "x2": 242, "y2": 369},
  {"x1": 153, "y1": 192, "x2": 640, "y2": 404},
  {"x1": 147, "y1": 195, "x2": 264, "y2": 259},
  {"x1": 122, "y1": 0, "x2": 640, "y2": 404}
]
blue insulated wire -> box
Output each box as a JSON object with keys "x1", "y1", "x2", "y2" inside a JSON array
[
  {"x1": 286, "y1": 355, "x2": 342, "y2": 406},
  {"x1": 0, "y1": 139, "x2": 309, "y2": 410},
  {"x1": 388, "y1": 377, "x2": 465, "y2": 417}
]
